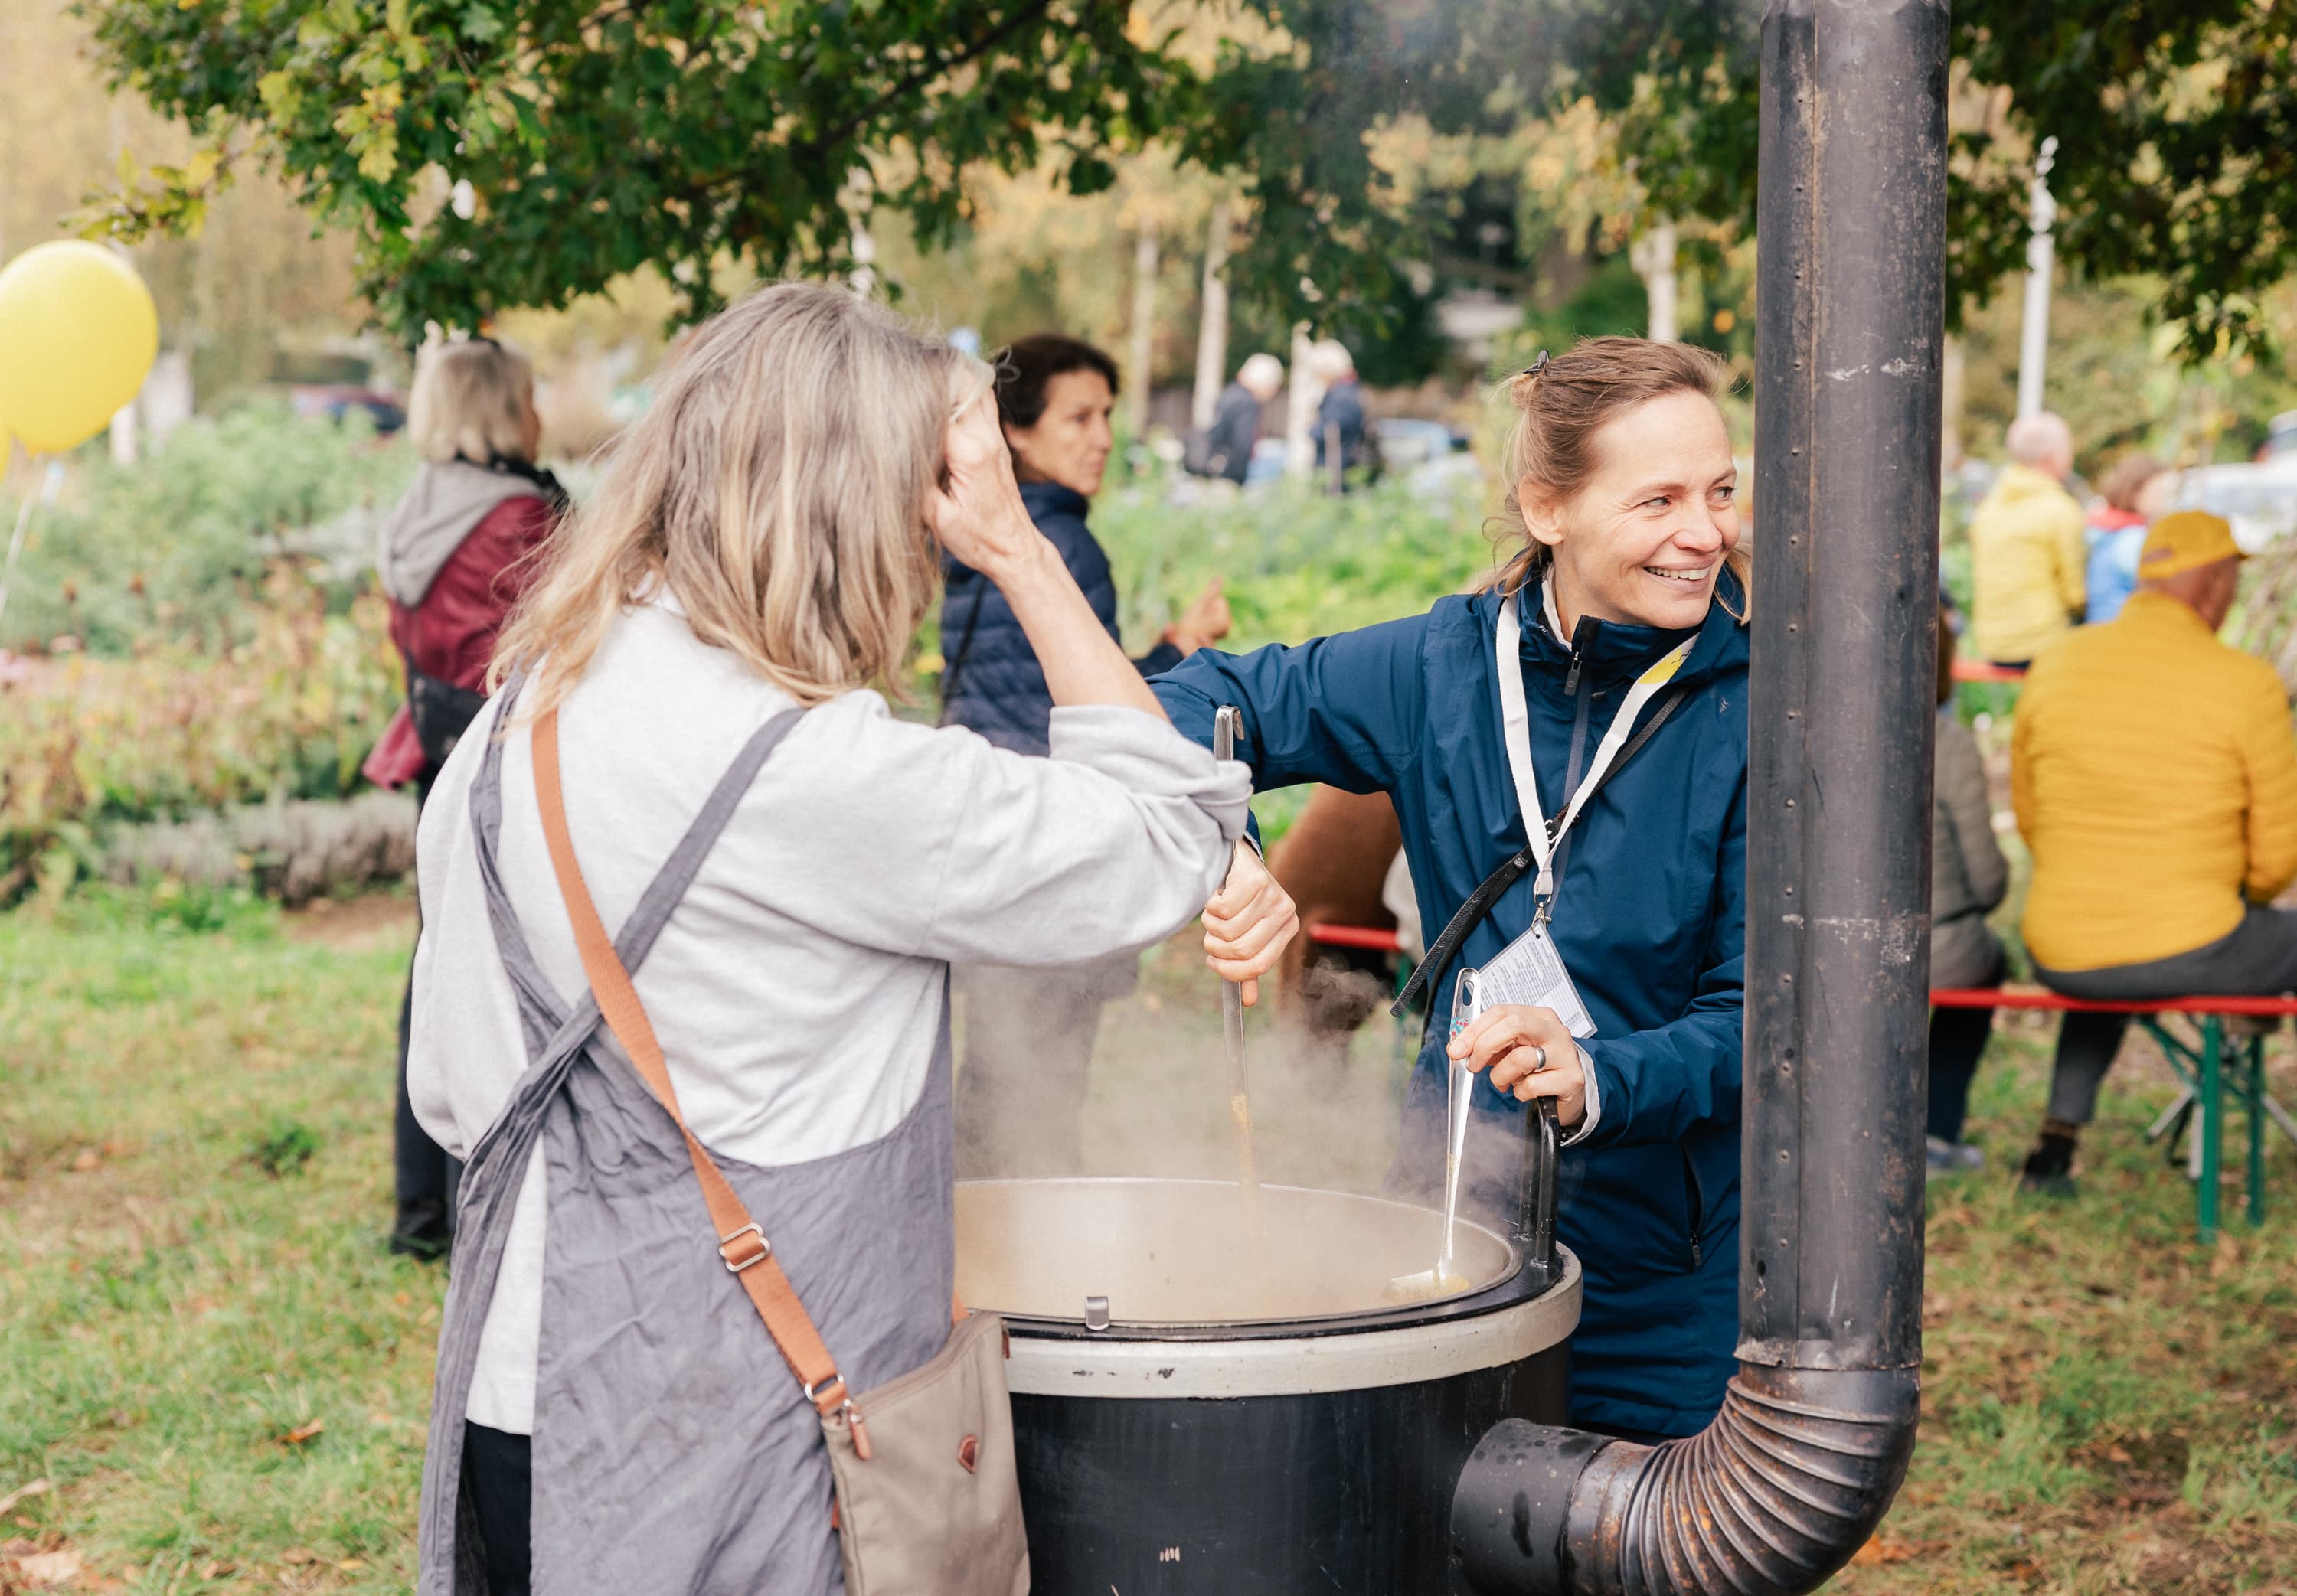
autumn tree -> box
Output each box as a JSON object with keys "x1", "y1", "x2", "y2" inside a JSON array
[
  {"x1": 74, "y1": 0, "x2": 2297, "y2": 358},
  {"x1": 1556, "y1": 0, "x2": 2297, "y2": 357},
  {"x1": 75, "y1": 0, "x2": 1593, "y2": 341}
]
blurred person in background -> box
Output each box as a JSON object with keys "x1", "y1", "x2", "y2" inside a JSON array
[
  {"x1": 1969, "y1": 411, "x2": 2086, "y2": 668},
  {"x1": 364, "y1": 335, "x2": 565, "y2": 1260},
  {"x1": 2011, "y1": 511, "x2": 2297, "y2": 1195},
  {"x1": 2084, "y1": 451, "x2": 2177, "y2": 624},
  {"x1": 1188, "y1": 351, "x2": 1284, "y2": 485},
  {"x1": 940, "y1": 331, "x2": 1236, "y2": 1176},
  {"x1": 1926, "y1": 602, "x2": 2009, "y2": 1174},
  {"x1": 1311, "y1": 338, "x2": 1372, "y2": 491}
]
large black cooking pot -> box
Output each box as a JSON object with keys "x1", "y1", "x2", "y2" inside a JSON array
[{"x1": 955, "y1": 1108, "x2": 1577, "y2": 1594}]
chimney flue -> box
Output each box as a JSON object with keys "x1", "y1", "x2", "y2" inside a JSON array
[{"x1": 1449, "y1": 1, "x2": 1949, "y2": 1588}]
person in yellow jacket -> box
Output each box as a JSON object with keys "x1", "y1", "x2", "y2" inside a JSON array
[
  {"x1": 1969, "y1": 412, "x2": 2089, "y2": 666},
  {"x1": 2011, "y1": 510, "x2": 2297, "y2": 1191}
]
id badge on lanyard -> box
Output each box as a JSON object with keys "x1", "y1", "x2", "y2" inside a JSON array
[{"x1": 1477, "y1": 592, "x2": 1691, "y2": 1037}]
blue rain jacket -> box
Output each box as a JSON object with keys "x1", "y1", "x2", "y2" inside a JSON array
[
  {"x1": 941, "y1": 481, "x2": 1181, "y2": 756},
  {"x1": 1153, "y1": 574, "x2": 1748, "y2": 1438}
]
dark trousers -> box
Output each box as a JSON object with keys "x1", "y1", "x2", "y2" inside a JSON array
[
  {"x1": 2036, "y1": 907, "x2": 2297, "y2": 1125},
  {"x1": 394, "y1": 772, "x2": 460, "y2": 1246},
  {"x1": 462, "y1": 1423, "x2": 531, "y2": 1594},
  {"x1": 1926, "y1": 1002, "x2": 1995, "y2": 1144},
  {"x1": 394, "y1": 972, "x2": 461, "y2": 1231}
]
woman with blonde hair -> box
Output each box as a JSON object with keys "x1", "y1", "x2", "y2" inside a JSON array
[
  {"x1": 1165, "y1": 337, "x2": 1753, "y2": 1444},
  {"x1": 404, "y1": 283, "x2": 1258, "y2": 1593},
  {"x1": 366, "y1": 335, "x2": 566, "y2": 1260}
]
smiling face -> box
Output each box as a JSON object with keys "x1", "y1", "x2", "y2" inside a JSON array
[
  {"x1": 1004, "y1": 367, "x2": 1116, "y2": 498},
  {"x1": 1520, "y1": 389, "x2": 1740, "y2": 634}
]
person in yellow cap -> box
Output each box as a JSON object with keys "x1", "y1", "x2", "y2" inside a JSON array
[{"x1": 2010, "y1": 509, "x2": 2297, "y2": 1193}]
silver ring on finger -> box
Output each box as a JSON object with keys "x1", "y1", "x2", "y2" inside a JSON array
[{"x1": 1531, "y1": 1044, "x2": 1548, "y2": 1074}]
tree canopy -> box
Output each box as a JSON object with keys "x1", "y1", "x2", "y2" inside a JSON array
[
  {"x1": 1562, "y1": 0, "x2": 2297, "y2": 357},
  {"x1": 72, "y1": 0, "x2": 2297, "y2": 356}
]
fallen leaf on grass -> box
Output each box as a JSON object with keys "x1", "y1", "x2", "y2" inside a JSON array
[
  {"x1": 5, "y1": 1545, "x2": 85, "y2": 1588},
  {"x1": 1851, "y1": 1533, "x2": 1916, "y2": 1565},
  {"x1": 198, "y1": 1562, "x2": 235, "y2": 1579},
  {"x1": 280, "y1": 1546, "x2": 317, "y2": 1565},
  {"x1": 0, "y1": 1480, "x2": 48, "y2": 1516},
  {"x1": 281, "y1": 1420, "x2": 325, "y2": 1446},
  {"x1": 68, "y1": 1150, "x2": 100, "y2": 1173},
  {"x1": 336, "y1": 1558, "x2": 364, "y2": 1571}
]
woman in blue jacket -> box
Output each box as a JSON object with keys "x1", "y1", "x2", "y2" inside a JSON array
[
  {"x1": 943, "y1": 333, "x2": 1237, "y2": 1177},
  {"x1": 1168, "y1": 337, "x2": 1749, "y2": 1441}
]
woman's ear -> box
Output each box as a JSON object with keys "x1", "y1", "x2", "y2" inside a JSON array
[{"x1": 1518, "y1": 475, "x2": 1566, "y2": 551}]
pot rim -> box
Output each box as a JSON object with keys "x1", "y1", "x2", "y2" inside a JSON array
[
  {"x1": 997, "y1": 1246, "x2": 1580, "y2": 1399},
  {"x1": 958, "y1": 1176, "x2": 1541, "y2": 1340}
]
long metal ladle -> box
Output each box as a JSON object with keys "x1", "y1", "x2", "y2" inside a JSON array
[
  {"x1": 1212, "y1": 706, "x2": 1265, "y2": 1234},
  {"x1": 1387, "y1": 966, "x2": 1478, "y2": 1303}
]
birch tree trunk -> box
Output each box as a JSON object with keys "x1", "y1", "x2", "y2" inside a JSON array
[
  {"x1": 1127, "y1": 221, "x2": 1160, "y2": 438},
  {"x1": 1631, "y1": 219, "x2": 1679, "y2": 342},
  {"x1": 1285, "y1": 321, "x2": 1318, "y2": 478},
  {"x1": 1190, "y1": 198, "x2": 1233, "y2": 432}
]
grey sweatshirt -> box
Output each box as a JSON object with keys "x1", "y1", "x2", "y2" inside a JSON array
[{"x1": 375, "y1": 459, "x2": 543, "y2": 607}]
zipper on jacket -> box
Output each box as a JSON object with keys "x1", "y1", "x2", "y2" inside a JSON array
[
  {"x1": 1562, "y1": 615, "x2": 1597, "y2": 697},
  {"x1": 1550, "y1": 616, "x2": 1600, "y2": 885},
  {"x1": 1682, "y1": 1147, "x2": 1706, "y2": 1271}
]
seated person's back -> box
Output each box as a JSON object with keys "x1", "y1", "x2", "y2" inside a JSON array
[
  {"x1": 2010, "y1": 510, "x2": 2297, "y2": 1193},
  {"x1": 2016, "y1": 576, "x2": 2297, "y2": 972}
]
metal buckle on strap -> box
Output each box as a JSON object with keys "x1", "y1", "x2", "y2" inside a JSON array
[
  {"x1": 804, "y1": 1373, "x2": 848, "y2": 1407},
  {"x1": 719, "y1": 1222, "x2": 771, "y2": 1273}
]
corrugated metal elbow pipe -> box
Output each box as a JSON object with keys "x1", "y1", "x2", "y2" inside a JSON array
[
  {"x1": 1449, "y1": 1, "x2": 1949, "y2": 1590},
  {"x1": 1450, "y1": 1367, "x2": 1920, "y2": 1595}
]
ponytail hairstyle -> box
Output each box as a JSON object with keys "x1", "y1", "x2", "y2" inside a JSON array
[{"x1": 1485, "y1": 336, "x2": 1748, "y2": 622}]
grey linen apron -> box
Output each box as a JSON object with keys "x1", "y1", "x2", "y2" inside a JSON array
[{"x1": 417, "y1": 686, "x2": 957, "y2": 1594}]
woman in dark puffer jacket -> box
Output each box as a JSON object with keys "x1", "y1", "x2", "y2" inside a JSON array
[
  {"x1": 938, "y1": 333, "x2": 1233, "y2": 1177},
  {"x1": 363, "y1": 337, "x2": 564, "y2": 1257}
]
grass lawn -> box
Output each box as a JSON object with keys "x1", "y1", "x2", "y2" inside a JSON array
[{"x1": 4, "y1": 893, "x2": 2295, "y2": 1594}]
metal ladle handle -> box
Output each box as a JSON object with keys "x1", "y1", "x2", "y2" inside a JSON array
[
  {"x1": 1516, "y1": 1097, "x2": 1560, "y2": 1290},
  {"x1": 1211, "y1": 706, "x2": 1258, "y2": 1198},
  {"x1": 1212, "y1": 705, "x2": 1248, "y2": 1070}
]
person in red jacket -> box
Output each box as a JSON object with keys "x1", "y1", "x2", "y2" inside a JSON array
[{"x1": 363, "y1": 336, "x2": 564, "y2": 1257}]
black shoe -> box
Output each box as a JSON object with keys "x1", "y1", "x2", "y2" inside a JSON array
[
  {"x1": 2018, "y1": 1131, "x2": 2079, "y2": 1197},
  {"x1": 390, "y1": 1199, "x2": 453, "y2": 1261}
]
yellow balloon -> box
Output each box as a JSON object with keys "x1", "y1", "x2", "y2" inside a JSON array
[{"x1": 0, "y1": 241, "x2": 161, "y2": 455}]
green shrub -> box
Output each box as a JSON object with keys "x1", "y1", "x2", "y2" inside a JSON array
[
  {"x1": 0, "y1": 566, "x2": 400, "y2": 903},
  {"x1": 1094, "y1": 474, "x2": 1498, "y2": 653},
  {"x1": 0, "y1": 400, "x2": 415, "y2": 655}
]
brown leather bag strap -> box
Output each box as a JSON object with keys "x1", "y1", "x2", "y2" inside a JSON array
[{"x1": 531, "y1": 709, "x2": 851, "y2": 1418}]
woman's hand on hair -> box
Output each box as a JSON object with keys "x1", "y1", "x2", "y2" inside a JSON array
[
  {"x1": 1449, "y1": 1004, "x2": 1586, "y2": 1126},
  {"x1": 932, "y1": 393, "x2": 1044, "y2": 580},
  {"x1": 1201, "y1": 840, "x2": 1298, "y2": 1007}
]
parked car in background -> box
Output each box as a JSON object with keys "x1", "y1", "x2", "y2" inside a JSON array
[
  {"x1": 1373, "y1": 417, "x2": 1483, "y2": 501},
  {"x1": 1243, "y1": 436, "x2": 1290, "y2": 489},
  {"x1": 2263, "y1": 410, "x2": 2297, "y2": 462},
  {"x1": 289, "y1": 384, "x2": 407, "y2": 435},
  {"x1": 2178, "y1": 459, "x2": 2297, "y2": 552}
]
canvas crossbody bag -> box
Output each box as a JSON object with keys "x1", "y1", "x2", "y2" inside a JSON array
[{"x1": 532, "y1": 710, "x2": 1030, "y2": 1596}]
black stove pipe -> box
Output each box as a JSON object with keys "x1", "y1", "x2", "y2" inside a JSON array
[{"x1": 1450, "y1": 2, "x2": 1948, "y2": 1591}]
